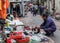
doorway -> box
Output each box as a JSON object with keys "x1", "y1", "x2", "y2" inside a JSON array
[{"x1": 10, "y1": 2, "x2": 22, "y2": 17}]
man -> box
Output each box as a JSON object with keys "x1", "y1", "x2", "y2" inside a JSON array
[
  {"x1": 16, "y1": 4, "x2": 20, "y2": 17},
  {"x1": 30, "y1": 3, "x2": 34, "y2": 13},
  {"x1": 40, "y1": 14, "x2": 56, "y2": 36},
  {"x1": 39, "y1": 5, "x2": 45, "y2": 15},
  {"x1": 33, "y1": 4, "x2": 38, "y2": 16}
]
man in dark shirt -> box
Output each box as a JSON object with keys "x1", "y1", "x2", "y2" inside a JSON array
[{"x1": 40, "y1": 14, "x2": 56, "y2": 36}]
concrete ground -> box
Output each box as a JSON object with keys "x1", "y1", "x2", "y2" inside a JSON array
[{"x1": 20, "y1": 12, "x2": 60, "y2": 43}]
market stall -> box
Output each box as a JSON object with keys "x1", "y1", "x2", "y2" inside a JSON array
[
  {"x1": 4, "y1": 24, "x2": 54, "y2": 43},
  {"x1": 5, "y1": 17, "x2": 54, "y2": 43}
]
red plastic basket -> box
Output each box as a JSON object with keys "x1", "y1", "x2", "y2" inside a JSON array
[
  {"x1": 10, "y1": 32, "x2": 22, "y2": 39},
  {"x1": 16, "y1": 37, "x2": 29, "y2": 43},
  {"x1": 6, "y1": 37, "x2": 11, "y2": 43}
]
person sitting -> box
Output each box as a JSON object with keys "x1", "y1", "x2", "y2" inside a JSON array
[
  {"x1": 13, "y1": 11, "x2": 19, "y2": 20},
  {"x1": 40, "y1": 14, "x2": 56, "y2": 36}
]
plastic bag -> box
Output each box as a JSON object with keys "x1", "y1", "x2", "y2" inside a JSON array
[
  {"x1": 29, "y1": 36, "x2": 41, "y2": 43},
  {"x1": 29, "y1": 39, "x2": 40, "y2": 43}
]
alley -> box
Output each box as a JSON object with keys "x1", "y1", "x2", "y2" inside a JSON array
[{"x1": 20, "y1": 12, "x2": 60, "y2": 43}]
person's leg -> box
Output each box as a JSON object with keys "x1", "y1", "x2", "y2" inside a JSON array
[
  {"x1": 33, "y1": 13, "x2": 34, "y2": 16},
  {"x1": 35, "y1": 13, "x2": 36, "y2": 16},
  {"x1": 33, "y1": 12, "x2": 35, "y2": 16},
  {"x1": 35, "y1": 10, "x2": 37, "y2": 16},
  {"x1": 36, "y1": 10, "x2": 37, "y2": 14},
  {"x1": 44, "y1": 30, "x2": 50, "y2": 36},
  {"x1": 44, "y1": 29, "x2": 55, "y2": 36}
]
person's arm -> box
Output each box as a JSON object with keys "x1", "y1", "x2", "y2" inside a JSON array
[
  {"x1": 40, "y1": 23, "x2": 44, "y2": 29},
  {"x1": 40, "y1": 20, "x2": 51, "y2": 29}
]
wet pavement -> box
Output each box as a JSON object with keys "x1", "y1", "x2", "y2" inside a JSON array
[{"x1": 20, "y1": 12, "x2": 60, "y2": 43}]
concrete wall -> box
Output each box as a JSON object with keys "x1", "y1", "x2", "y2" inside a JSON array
[
  {"x1": 45, "y1": 0, "x2": 60, "y2": 13},
  {"x1": 55, "y1": 0, "x2": 60, "y2": 13},
  {"x1": 9, "y1": 0, "x2": 30, "y2": 2}
]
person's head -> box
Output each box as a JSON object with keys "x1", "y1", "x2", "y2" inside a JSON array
[
  {"x1": 41, "y1": 13, "x2": 48, "y2": 20},
  {"x1": 13, "y1": 11, "x2": 17, "y2": 18}
]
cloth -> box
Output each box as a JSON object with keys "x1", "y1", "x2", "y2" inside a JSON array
[
  {"x1": 29, "y1": 36, "x2": 41, "y2": 43},
  {"x1": 9, "y1": 19, "x2": 23, "y2": 26},
  {"x1": 0, "y1": 0, "x2": 2, "y2": 10},
  {"x1": 40, "y1": 16, "x2": 56, "y2": 32},
  {"x1": 6, "y1": 19, "x2": 24, "y2": 32},
  {"x1": 0, "y1": 0, "x2": 9, "y2": 19}
]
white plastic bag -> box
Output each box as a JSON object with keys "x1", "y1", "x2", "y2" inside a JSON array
[
  {"x1": 8, "y1": 19, "x2": 24, "y2": 26},
  {"x1": 13, "y1": 20, "x2": 23, "y2": 25},
  {"x1": 31, "y1": 36, "x2": 41, "y2": 41},
  {"x1": 29, "y1": 35, "x2": 41, "y2": 43}
]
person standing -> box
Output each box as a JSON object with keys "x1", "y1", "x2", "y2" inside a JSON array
[
  {"x1": 16, "y1": 4, "x2": 20, "y2": 17},
  {"x1": 33, "y1": 4, "x2": 38, "y2": 16},
  {"x1": 29, "y1": 3, "x2": 34, "y2": 13},
  {"x1": 39, "y1": 5, "x2": 45, "y2": 15}
]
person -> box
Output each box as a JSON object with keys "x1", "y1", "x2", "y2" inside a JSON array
[
  {"x1": 39, "y1": 5, "x2": 45, "y2": 15},
  {"x1": 33, "y1": 4, "x2": 38, "y2": 16},
  {"x1": 35, "y1": 4, "x2": 38, "y2": 14},
  {"x1": 13, "y1": 11, "x2": 17, "y2": 18},
  {"x1": 29, "y1": 3, "x2": 34, "y2": 13},
  {"x1": 16, "y1": 4, "x2": 20, "y2": 17},
  {"x1": 25, "y1": 5, "x2": 29, "y2": 15},
  {"x1": 40, "y1": 14, "x2": 56, "y2": 36},
  {"x1": 44, "y1": 6, "x2": 49, "y2": 15},
  {"x1": 13, "y1": 12, "x2": 19, "y2": 20}
]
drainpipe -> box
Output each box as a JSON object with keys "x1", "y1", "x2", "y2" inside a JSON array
[
  {"x1": 47, "y1": 0, "x2": 50, "y2": 14},
  {"x1": 21, "y1": 0, "x2": 25, "y2": 17},
  {"x1": 53, "y1": 0, "x2": 55, "y2": 16}
]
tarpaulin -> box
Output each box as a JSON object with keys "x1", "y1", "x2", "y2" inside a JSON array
[{"x1": 0, "y1": 0, "x2": 9, "y2": 19}]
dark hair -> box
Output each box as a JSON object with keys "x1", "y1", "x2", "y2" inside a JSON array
[
  {"x1": 42, "y1": 13, "x2": 48, "y2": 17},
  {"x1": 13, "y1": 11, "x2": 17, "y2": 18}
]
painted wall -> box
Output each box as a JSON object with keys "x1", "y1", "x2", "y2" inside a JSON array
[
  {"x1": 9, "y1": 0, "x2": 30, "y2": 2},
  {"x1": 55, "y1": 0, "x2": 60, "y2": 13},
  {"x1": 45, "y1": 0, "x2": 60, "y2": 13}
]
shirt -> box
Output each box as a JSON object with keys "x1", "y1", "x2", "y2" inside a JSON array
[{"x1": 40, "y1": 16, "x2": 56, "y2": 31}]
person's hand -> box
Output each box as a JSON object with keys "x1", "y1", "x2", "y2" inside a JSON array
[
  {"x1": 40, "y1": 29, "x2": 44, "y2": 32},
  {"x1": 40, "y1": 29, "x2": 46, "y2": 34},
  {"x1": 35, "y1": 25, "x2": 40, "y2": 29}
]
